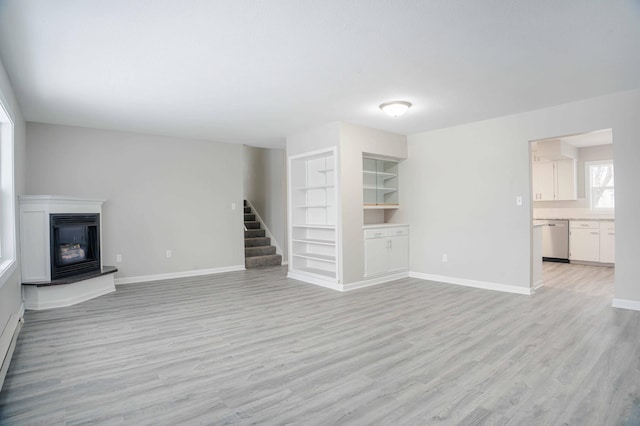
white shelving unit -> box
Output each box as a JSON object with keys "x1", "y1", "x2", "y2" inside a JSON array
[
  {"x1": 363, "y1": 156, "x2": 399, "y2": 207},
  {"x1": 288, "y1": 148, "x2": 339, "y2": 282}
]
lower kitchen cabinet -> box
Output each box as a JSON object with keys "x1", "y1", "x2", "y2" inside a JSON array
[
  {"x1": 364, "y1": 225, "x2": 409, "y2": 277},
  {"x1": 569, "y1": 220, "x2": 615, "y2": 264},
  {"x1": 599, "y1": 222, "x2": 615, "y2": 263}
]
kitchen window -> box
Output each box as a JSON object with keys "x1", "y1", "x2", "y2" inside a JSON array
[
  {"x1": 586, "y1": 160, "x2": 614, "y2": 211},
  {"x1": 0, "y1": 95, "x2": 16, "y2": 288}
]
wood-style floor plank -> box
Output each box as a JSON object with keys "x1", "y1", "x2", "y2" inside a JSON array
[{"x1": 1, "y1": 262, "x2": 638, "y2": 425}]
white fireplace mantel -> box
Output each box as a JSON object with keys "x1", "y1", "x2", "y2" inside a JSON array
[
  {"x1": 19, "y1": 195, "x2": 105, "y2": 283},
  {"x1": 19, "y1": 195, "x2": 115, "y2": 310}
]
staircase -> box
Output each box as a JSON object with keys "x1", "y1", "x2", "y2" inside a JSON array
[{"x1": 244, "y1": 200, "x2": 282, "y2": 268}]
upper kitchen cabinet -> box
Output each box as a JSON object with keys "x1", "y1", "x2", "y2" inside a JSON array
[
  {"x1": 363, "y1": 156, "x2": 399, "y2": 207},
  {"x1": 532, "y1": 139, "x2": 577, "y2": 201}
]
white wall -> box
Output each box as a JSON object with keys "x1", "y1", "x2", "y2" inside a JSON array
[
  {"x1": 0, "y1": 58, "x2": 25, "y2": 338},
  {"x1": 26, "y1": 123, "x2": 245, "y2": 280},
  {"x1": 406, "y1": 89, "x2": 640, "y2": 303},
  {"x1": 242, "y1": 145, "x2": 287, "y2": 258}
]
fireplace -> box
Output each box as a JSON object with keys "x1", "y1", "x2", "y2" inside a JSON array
[{"x1": 50, "y1": 213, "x2": 101, "y2": 280}]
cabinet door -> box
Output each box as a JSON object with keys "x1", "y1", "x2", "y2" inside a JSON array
[
  {"x1": 388, "y1": 235, "x2": 409, "y2": 271},
  {"x1": 533, "y1": 161, "x2": 555, "y2": 201},
  {"x1": 556, "y1": 159, "x2": 577, "y2": 200},
  {"x1": 599, "y1": 223, "x2": 615, "y2": 263},
  {"x1": 569, "y1": 229, "x2": 600, "y2": 262},
  {"x1": 365, "y1": 238, "x2": 389, "y2": 276}
]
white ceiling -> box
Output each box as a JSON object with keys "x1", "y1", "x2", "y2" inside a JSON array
[{"x1": 0, "y1": 1, "x2": 639, "y2": 149}]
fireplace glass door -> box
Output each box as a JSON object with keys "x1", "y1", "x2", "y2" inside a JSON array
[{"x1": 50, "y1": 214, "x2": 100, "y2": 280}]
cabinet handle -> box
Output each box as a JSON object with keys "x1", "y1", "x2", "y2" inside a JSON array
[
  {"x1": 609, "y1": 232, "x2": 615, "y2": 235},
  {"x1": 590, "y1": 232, "x2": 599, "y2": 235}
]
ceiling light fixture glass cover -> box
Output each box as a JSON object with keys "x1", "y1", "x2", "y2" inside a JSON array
[{"x1": 379, "y1": 101, "x2": 412, "y2": 117}]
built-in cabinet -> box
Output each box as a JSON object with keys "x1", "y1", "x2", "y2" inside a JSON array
[
  {"x1": 363, "y1": 157, "x2": 398, "y2": 207},
  {"x1": 569, "y1": 220, "x2": 615, "y2": 264},
  {"x1": 532, "y1": 158, "x2": 577, "y2": 201},
  {"x1": 288, "y1": 148, "x2": 339, "y2": 281},
  {"x1": 364, "y1": 225, "x2": 409, "y2": 277}
]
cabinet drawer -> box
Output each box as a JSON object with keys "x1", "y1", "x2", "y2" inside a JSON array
[
  {"x1": 570, "y1": 220, "x2": 599, "y2": 229},
  {"x1": 600, "y1": 221, "x2": 615, "y2": 232},
  {"x1": 364, "y1": 229, "x2": 388, "y2": 239},
  {"x1": 364, "y1": 226, "x2": 409, "y2": 239}
]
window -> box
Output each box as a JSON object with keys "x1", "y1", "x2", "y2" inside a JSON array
[
  {"x1": 0, "y1": 95, "x2": 16, "y2": 288},
  {"x1": 586, "y1": 160, "x2": 614, "y2": 210}
]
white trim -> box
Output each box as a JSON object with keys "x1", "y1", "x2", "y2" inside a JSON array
[
  {"x1": 115, "y1": 265, "x2": 245, "y2": 285},
  {"x1": 409, "y1": 271, "x2": 533, "y2": 295},
  {"x1": 0, "y1": 260, "x2": 17, "y2": 290},
  {"x1": 287, "y1": 270, "x2": 409, "y2": 292},
  {"x1": 244, "y1": 199, "x2": 284, "y2": 258},
  {"x1": 342, "y1": 271, "x2": 409, "y2": 291},
  {"x1": 23, "y1": 275, "x2": 116, "y2": 310},
  {"x1": 287, "y1": 270, "x2": 343, "y2": 291},
  {"x1": 612, "y1": 298, "x2": 640, "y2": 312},
  {"x1": 532, "y1": 280, "x2": 544, "y2": 293}
]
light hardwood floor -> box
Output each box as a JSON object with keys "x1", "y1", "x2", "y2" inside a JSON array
[{"x1": 1, "y1": 263, "x2": 639, "y2": 425}]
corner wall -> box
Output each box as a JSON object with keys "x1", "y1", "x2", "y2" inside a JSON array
[
  {"x1": 406, "y1": 89, "x2": 640, "y2": 304},
  {"x1": 26, "y1": 123, "x2": 245, "y2": 281}
]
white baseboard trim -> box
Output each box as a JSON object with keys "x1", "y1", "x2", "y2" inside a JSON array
[
  {"x1": 287, "y1": 271, "x2": 343, "y2": 291},
  {"x1": 409, "y1": 271, "x2": 532, "y2": 296},
  {"x1": 532, "y1": 280, "x2": 544, "y2": 293},
  {"x1": 24, "y1": 275, "x2": 116, "y2": 310},
  {"x1": 115, "y1": 265, "x2": 246, "y2": 285},
  {"x1": 343, "y1": 272, "x2": 410, "y2": 291},
  {"x1": 612, "y1": 298, "x2": 640, "y2": 312},
  {"x1": 287, "y1": 270, "x2": 410, "y2": 292}
]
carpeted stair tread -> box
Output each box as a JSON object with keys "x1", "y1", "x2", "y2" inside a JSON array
[
  {"x1": 245, "y1": 237, "x2": 271, "y2": 247},
  {"x1": 245, "y1": 254, "x2": 282, "y2": 269},
  {"x1": 244, "y1": 207, "x2": 251, "y2": 214},
  {"x1": 245, "y1": 229, "x2": 265, "y2": 238},
  {"x1": 245, "y1": 246, "x2": 276, "y2": 257},
  {"x1": 244, "y1": 214, "x2": 256, "y2": 221},
  {"x1": 245, "y1": 221, "x2": 261, "y2": 229}
]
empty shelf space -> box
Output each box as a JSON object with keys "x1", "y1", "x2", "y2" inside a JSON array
[
  {"x1": 363, "y1": 186, "x2": 397, "y2": 193},
  {"x1": 292, "y1": 238, "x2": 336, "y2": 246},
  {"x1": 295, "y1": 205, "x2": 332, "y2": 208},
  {"x1": 296, "y1": 184, "x2": 334, "y2": 190},
  {"x1": 292, "y1": 224, "x2": 335, "y2": 229},
  {"x1": 294, "y1": 266, "x2": 336, "y2": 279},
  {"x1": 363, "y1": 170, "x2": 397, "y2": 179},
  {"x1": 293, "y1": 253, "x2": 336, "y2": 263},
  {"x1": 363, "y1": 204, "x2": 399, "y2": 209}
]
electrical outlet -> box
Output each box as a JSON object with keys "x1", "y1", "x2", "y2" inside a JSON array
[
  {"x1": 516, "y1": 195, "x2": 523, "y2": 206},
  {"x1": 442, "y1": 253, "x2": 448, "y2": 262},
  {"x1": 231, "y1": 202, "x2": 237, "y2": 210},
  {"x1": 116, "y1": 254, "x2": 122, "y2": 263},
  {"x1": 166, "y1": 250, "x2": 172, "y2": 258}
]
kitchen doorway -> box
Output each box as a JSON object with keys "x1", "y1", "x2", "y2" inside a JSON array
[{"x1": 530, "y1": 129, "x2": 615, "y2": 294}]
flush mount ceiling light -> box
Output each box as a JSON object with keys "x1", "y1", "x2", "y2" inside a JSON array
[{"x1": 379, "y1": 101, "x2": 412, "y2": 117}]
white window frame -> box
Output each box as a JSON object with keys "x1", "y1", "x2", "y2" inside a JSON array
[
  {"x1": 0, "y1": 95, "x2": 17, "y2": 289},
  {"x1": 585, "y1": 159, "x2": 614, "y2": 213}
]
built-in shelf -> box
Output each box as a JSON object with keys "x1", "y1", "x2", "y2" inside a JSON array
[
  {"x1": 296, "y1": 184, "x2": 334, "y2": 190},
  {"x1": 289, "y1": 148, "x2": 338, "y2": 282},
  {"x1": 293, "y1": 253, "x2": 336, "y2": 263},
  {"x1": 292, "y1": 238, "x2": 336, "y2": 246},
  {"x1": 363, "y1": 156, "x2": 399, "y2": 206},
  {"x1": 363, "y1": 205, "x2": 399, "y2": 210},
  {"x1": 363, "y1": 186, "x2": 397, "y2": 193},
  {"x1": 293, "y1": 266, "x2": 337, "y2": 279},
  {"x1": 292, "y1": 224, "x2": 335, "y2": 229}
]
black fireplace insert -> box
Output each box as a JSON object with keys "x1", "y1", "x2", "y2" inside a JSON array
[{"x1": 50, "y1": 214, "x2": 100, "y2": 280}]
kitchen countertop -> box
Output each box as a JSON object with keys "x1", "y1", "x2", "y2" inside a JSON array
[
  {"x1": 363, "y1": 223, "x2": 409, "y2": 229},
  {"x1": 534, "y1": 217, "x2": 614, "y2": 221}
]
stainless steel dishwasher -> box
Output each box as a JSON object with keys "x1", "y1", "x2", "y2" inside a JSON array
[{"x1": 541, "y1": 220, "x2": 569, "y2": 262}]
